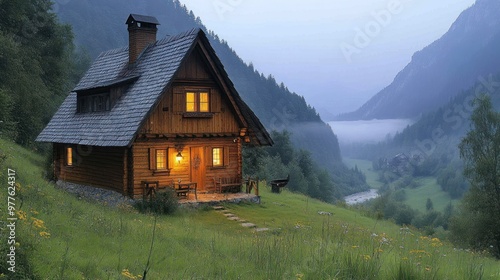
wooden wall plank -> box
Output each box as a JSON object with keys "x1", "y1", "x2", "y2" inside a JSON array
[{"x1": 54, "y1": 144, "x2": 126, "y2": 193}]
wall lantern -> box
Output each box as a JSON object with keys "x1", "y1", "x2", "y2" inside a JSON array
[
  {"x1": 176, "y1": 152, "x2": 183, "y2": 163},
  {"x1": 174, "y1": 143, "x2": 185, "y2": 164}
]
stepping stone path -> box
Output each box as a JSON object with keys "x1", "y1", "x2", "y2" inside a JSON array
[{"x1": 213, "y1": 205, "x2": 269, "y2": 232}]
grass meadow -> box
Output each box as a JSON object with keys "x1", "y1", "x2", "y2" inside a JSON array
[
  {"x1": 0, "y1": 140, "x2": 499, "y2": 279},
  {"x1": 343, "y1": 158, "x2": 384, "y2": 189},
  {"x1": 404, "y1": 177, "x2": 458, "y2": 213},
  {"x1": 344, "y1": 158, "x2": 459, "y2": 213}
]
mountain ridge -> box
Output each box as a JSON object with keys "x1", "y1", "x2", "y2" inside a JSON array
[{"x1": 337, "y1": 0, "x2": 500, "y2": 121}]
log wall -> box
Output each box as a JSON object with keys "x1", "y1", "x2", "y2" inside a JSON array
[{"x1": 54, "y1": 143, "x2": 127, "y2": 194}]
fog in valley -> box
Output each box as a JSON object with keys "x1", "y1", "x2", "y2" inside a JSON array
[{"x1": 328, "y1": 119, "x2": 414, "y2": 145}]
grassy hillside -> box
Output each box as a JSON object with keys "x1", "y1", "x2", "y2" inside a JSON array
[
  {"x1": 1, "y1": 140, "x2": 499, "y2": 279},
  {"x1": 405, "y1": 178, "x2": 458, "y2": 213}
]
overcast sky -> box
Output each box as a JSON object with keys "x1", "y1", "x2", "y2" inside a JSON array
[{"x1": 178, "y1": 0, "x2": 476, "y2": 118}]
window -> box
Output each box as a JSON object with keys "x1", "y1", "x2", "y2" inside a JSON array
[
  {"x1": 206, "y1": 146, "x2": 229, "y2": 168},
  {"x1": 212, "y1": 148, "x2": 223, "y2": 167},
  {"x1": 186, "y1": 92, "x2": 196, "y2": 112},
  {"x1": 77, "y1": 92, "x2": 111, "y2": 113},
  {"x1": 186, "y1": 91, "x2": 209, "y2": 112},
  {"x1": 66, "y1": 147, "x2": 75, "y2": 166},
  {"x1": 149, "y1": 148, "x2": 172, "y2": 173},
  {"x1": 199, "y1": 92, "x2": 209, "y2": 112},
  {"x1": 156, "y1": 149, "x2": 167, "y2": 170}
]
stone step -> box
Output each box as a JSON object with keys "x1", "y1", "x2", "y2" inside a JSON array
[
  {"x1": 254, "y1": 228, "x2": 270, "y2": 232},
  {"x1": 213, "y1": 206, "x2": 225, "y2": 211},
  {"x1": 241, "y1": 223, "x2": 256, "y2": 228},
  {"x1": 227, "y1": 216, "x2": 241, "y2": 221},
  {"x1": 223, "y1": 213, "x2": 235, "y2": 218}
]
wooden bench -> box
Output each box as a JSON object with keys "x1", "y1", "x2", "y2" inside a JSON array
[
  {"x1": 175, "y1": 183, "x2": 190, "y2": 198},
  {"x1": 213, "y1": 177, "x2": 242, "y2": 193}
]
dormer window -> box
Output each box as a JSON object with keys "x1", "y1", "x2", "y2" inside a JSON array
[
  {"x1": 77, "y1": 92, "x2": 111, "y2": 113},
  {"x1": 186, "y1": 91, "x2": 209, "y2": 112}
]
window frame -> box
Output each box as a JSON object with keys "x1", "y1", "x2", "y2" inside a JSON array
[
  {"x1": 212, "y1": 147, "x2": 223, "y2": 167},
  {"x1": 207, "y1": 146, "x2": 229, "y2": 169},
  {"x1": 77, "y1": 92, "x2": 112, "y2": 113},
  {"x1": 155, "y1": 149, "x2": 168, "y2": 170},
  {"x1": 185, "y1": 90, "x2": 210, "y2": 113},
  {"x1": 149, "y1": 148, "x2": 172, "y2": 174}
]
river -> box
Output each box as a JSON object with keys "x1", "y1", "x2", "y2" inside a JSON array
[{"x1": 344, "y1": 189, "x2": 379, "y2": 205}]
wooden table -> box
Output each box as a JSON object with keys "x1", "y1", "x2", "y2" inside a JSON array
[
  {"x1": 175, "y1": 181, "x2": 197, "y2": 200},
  {"x1": 141, "y1": 180, "x2": 159, "y2": 200}
]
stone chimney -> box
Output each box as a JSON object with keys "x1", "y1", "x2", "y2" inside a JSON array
[{"x1": 126, "y1": 14, "x2": 160, "y2": 65}]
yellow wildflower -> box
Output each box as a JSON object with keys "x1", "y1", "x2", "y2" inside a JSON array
[
  {"x1": 31, "y1": 217, "x2": 45, "y2": 229},
  {"x1": 352, "y1": 245, "x2": 360, "y2": 249},
  {"x1": 17, "y1": 210, "x2": 27, "y2": 220},
  {"x1": 39, "y1": 231, "x2": 51, "y2": 238},
  {"x1": 431, "y1": 238, "x2": 443, "y2": 247},
  {"x1": 409, "y1": 250, "x2": 426, "y2": 254},
  {"x1": 362, "y1": 254, "x2": 371, "y2": 261},
  {"x1": 121, "y1": 269, "x2": 142, "y2": 280}
]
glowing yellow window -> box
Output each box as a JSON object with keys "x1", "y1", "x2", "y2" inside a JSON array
[
  {"x1": 213, "y1": 148, "x2": 223, "y2": 167},
  {"x1": 156, "y1": 149, "x2": 167, "y2": 170},
  {"x1": 186, "y1": 92, "x2": 196, "y2": 112},
  {"x1": 199, "y1": 92, "x2": 209, "y2": 112},
  {"x1": 67, "y1": 147, "x2": 73, "y2": 166}
]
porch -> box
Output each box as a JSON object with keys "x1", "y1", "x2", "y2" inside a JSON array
[
  {"x1": 56, "y1": 180, "x2": 260, "y2": 208},
  {"x1": 142, "y1": 177, "x2": 261, "y2": 206}
]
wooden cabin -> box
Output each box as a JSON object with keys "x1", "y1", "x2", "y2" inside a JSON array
[{"x1": 36, "y1": 14, "x2": 272, "y2": 198}]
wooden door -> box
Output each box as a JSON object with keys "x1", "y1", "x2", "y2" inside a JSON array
[{"x1": 190, "y1": 147, "x2": 205, "y2": 191}]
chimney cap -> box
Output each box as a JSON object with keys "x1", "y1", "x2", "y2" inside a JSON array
[{"x1": 126, "y1": 14, "x2": 160, "y2": 26}]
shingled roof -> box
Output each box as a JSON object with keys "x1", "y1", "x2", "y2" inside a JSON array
[{"x1": 36, "y1": 28, "x2": 272, "y2": 147}]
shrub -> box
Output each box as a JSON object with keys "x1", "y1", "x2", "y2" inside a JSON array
[{"x1": 135, "y1": 188, "x2": 179, "y2": 215}]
